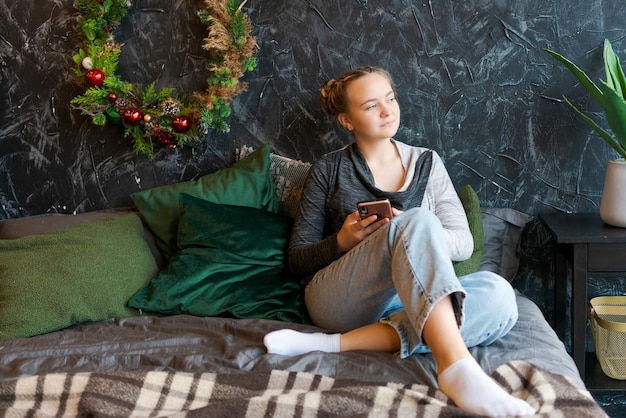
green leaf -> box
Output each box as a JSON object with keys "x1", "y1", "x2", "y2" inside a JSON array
[
  {"x1": 84, "y1": 26, "x2": 96, "y2": 41},
  {"x1": 600, "y1": 81, "x2": 626, "y2": 158},
  {"x1": 242, "y1": 57, "x2": 257, "y2": 71},
  {"x1": 603, "y1": 39, "x2": 626, "y2": 100},
  {"x1": 93, "y1": 113, "x2": 107, "y2": 125},
  {"x1": 105, "y1": 107, "x2": 122, "y2": 125},
  {"x1": 563, "y1": 95, "x2": 626, "y2": 159},
  {"x1": 545, "y1": 48, "x2": 605, "y2": 107},
  {"x1": 73, "y1": 54, "x2": 83, "y2": 65}
]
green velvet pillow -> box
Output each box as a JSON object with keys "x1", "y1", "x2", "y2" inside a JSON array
[
  {"x1": 128, "y1": 193, "x2": 305, "y2": 323},
  {"x1": 453, "y1": 184, "x2": 484, "y2": 277},
  {"x1": 0, "y1": 213, "x2": 158, "y2": 339},
  {"x1": 131, "y1": 143, "x2": 280, "y2": 261}
]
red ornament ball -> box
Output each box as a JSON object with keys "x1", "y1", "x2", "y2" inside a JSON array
[
  {"x1": 172, "y1": 115, "x2": 191, "y2": 133},
  {"x1": 107, "y1": 92, "x2": 117, "y2": 102},
  {"x1": 85, "y1": 68, "x2": 105, "y2": 87},
  {"x1": 122, "y1": 107, "x2": 143, "y2": 126}
]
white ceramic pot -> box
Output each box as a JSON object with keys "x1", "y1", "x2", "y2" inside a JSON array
[{"x1": 600, "y1": 158, "x2": 626, "y2": 228}]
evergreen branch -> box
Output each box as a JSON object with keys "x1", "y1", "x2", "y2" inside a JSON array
[
  {"x1": 226, "y1": 0, "x2": 240, "y2": 15},
  {"x1": 231, "y1": 12, "x2": 246, "y2": 48}
]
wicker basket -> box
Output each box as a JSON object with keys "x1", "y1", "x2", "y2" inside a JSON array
[{"x1": 590, "y1": 296, "x2": 626, "y2": 380}]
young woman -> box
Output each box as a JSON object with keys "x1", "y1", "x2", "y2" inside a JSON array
[{"x1": 264, "y1": 66, "x2": 535, "y2": 417}]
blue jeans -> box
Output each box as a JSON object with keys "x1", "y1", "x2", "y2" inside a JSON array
[{"x1": 304, "y1": 208, "x2": 518, "y2": 358}]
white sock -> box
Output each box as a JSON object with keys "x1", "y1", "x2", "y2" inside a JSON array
[
  {"x1": 438, "y1": 357, "x2": 536, "y2": 417},
  {"x1": 264, "y1": 329, "x2": 341, "y2": 356}
]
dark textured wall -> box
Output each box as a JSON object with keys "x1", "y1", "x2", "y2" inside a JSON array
[{"x1": 1, "y1": 1, "x2": 625, "y2": 322}]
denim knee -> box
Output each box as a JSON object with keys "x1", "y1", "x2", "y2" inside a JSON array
[{"x1": 459, "y1": 271, "x2": 518, "y2": 347}]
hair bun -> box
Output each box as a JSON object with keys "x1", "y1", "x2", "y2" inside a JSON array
[
  {"x1": 319, "y1": 79, "x2": 337, "y2": 115},
  {"x1": 320, "y1": 79, "x2": 335, "y2": 98}
]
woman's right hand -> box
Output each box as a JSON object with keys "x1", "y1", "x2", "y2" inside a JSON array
[{"x1": 336, "y1": 210, "x2": 390, "y2": 252}]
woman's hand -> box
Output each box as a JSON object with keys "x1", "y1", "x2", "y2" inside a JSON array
[
  {"x1": 391, "y1": 207, "x2": 403, "y2": 217},
  {"x1": 336, "y1": 210, "x2": 391, "y2": 253}
]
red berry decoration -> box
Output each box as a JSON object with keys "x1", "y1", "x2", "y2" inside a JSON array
[
  {"x1": 172, "y1": 115, "x2": 191, "y2": 133},
  {"x1": 156, "y1": 130, "x2": 176, "y2": 149},
  {"x1": 85, "y1": 68, "x2": 105, "y2": 86},
  {"x1": 107, "y1": 92, "x2": 117, "y2": 102},
  {"x1": 122, "y1": 107, "x2": 143, "y2": 126}
]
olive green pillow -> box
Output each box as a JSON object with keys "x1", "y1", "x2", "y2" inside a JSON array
[
  {"x1": 453, "y1": 184, "x2": 484, "y2": 277},
  {"x1": 129, "y1": 193, "x2": 305, "y2": 323},
  {"x1": 0, "y1": 213, "x2": 158, "y2": 339},
  {"x1": 131, "y1": 143, "x2": 280, "y2": 261}
]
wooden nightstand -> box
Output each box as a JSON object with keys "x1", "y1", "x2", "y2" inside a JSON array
[{"x1": 540, "y1": 212, "x2": 626, "y2": 381}]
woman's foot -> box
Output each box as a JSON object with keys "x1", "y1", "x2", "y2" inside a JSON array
[
  {"x1": 264, "y1": 329, "x2": 340, "y2": 355},
  {"x1": 438, "y1": 357, "x2": 536, "y2": 417}
]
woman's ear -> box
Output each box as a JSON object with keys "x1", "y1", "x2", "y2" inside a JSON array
[{"x1": 338, "y1": 113, "x2": 353, "y2": 131}]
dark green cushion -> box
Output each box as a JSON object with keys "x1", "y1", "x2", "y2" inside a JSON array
[
  {"x1": 453, "y1": 184, "x2": 484, "y2": 277},
  {"x1": 131, "y1": 143, "x2": 280, "y2": 261},
  {"x1": 128, "y1": 193, "x2": 305, "y2": 323},
  {"x1": 0, "y1": 213, "x2": 158, "y2": 339}
]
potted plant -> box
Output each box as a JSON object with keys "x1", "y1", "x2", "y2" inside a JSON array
[{"x1": 545, "y1": 39, "x2": 626, "y2": 227}]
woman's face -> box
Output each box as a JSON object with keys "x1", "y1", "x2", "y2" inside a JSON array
[{"x1": 338, "y1": 72, "x2": 400, "y2": 143}]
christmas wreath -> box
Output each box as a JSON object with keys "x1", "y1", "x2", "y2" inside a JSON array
[{"x1": 70, "y1": 0, "x2": 257, "y2": 157}]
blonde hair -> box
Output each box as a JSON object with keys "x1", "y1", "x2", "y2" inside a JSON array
[{"x1": 319, "y1": 66, "x2": 395, "y2": 116}]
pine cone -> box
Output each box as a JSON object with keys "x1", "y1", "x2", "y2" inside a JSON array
[
  {"x1": 198, "y1": 124, "x2": 209, "y2": 136},
  {"x1": 144, "y1": 120, "x2": 157, "y2": 131},
  {"x1": 114, "y1": 97, "x2": 131, "y2": 113},
  {"x1": 161, "y1": 98, "x2": 180, "y2": 117}
]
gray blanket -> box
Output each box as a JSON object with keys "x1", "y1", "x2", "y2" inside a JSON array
[{"x1": 0, "y1": 361, "x2": 606, "y2": 417}]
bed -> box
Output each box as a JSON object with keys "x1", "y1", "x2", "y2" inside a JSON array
[{"x1": 0, "y1": 145, "x2": 606, "y2": 417}]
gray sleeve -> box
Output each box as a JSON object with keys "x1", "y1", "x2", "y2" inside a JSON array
[{"x1": 287, "y1": 158, "x2": 343, "y2": 276}]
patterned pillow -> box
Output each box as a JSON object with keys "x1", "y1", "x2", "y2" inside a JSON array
[{"x1": 236, "y1": 146, "x2": 311, "y2": 218}]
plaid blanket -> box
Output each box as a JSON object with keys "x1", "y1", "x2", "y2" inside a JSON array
[{"x1": 0, "y1": 361, "x2": 605, "y2": 417}]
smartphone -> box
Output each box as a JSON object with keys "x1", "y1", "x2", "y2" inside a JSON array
[{"x1": 357, "y1": 199, "x2": 394, "y2": 220}]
